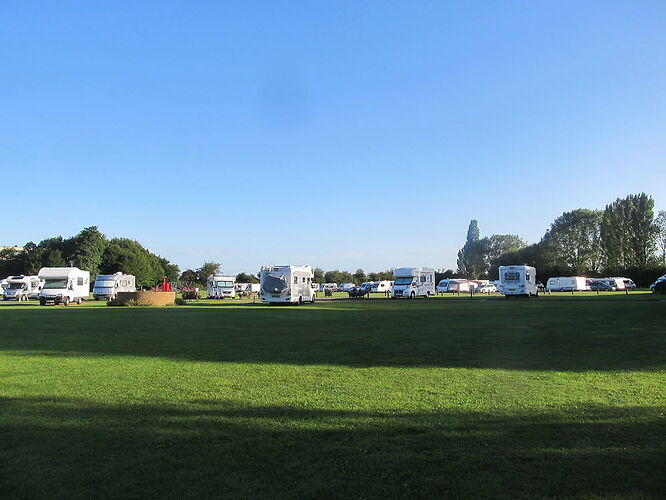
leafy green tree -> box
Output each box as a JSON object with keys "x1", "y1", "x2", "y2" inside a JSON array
[
  {"x1": 68, "y1": 226, "x2": 106, "y2": 278},
  {"x1": 353, "y1": 269, "x2": 367, "y2": 284},
  {"x1": 541, "y1": 209, "x2": 602, "y2": 274},
  {"x1": 313, "y1": 267, "x2": 325, "y2": 283},
  {"x1": 180, "y1": 269, "x2": 198, "y2": 285},
  {"x1": 236, "y1": 272, "x2": 259, "y2": 283},
  {"x1": 196, "y1": 262, "x2": 221, "y2": 285},
  {"x1": 602, "y1": 194, "x2": 657, "y2": 269},
  {"x1": 457, "y1": 220, "x2": 485, "y2": 279},
  {"x1": 656, "y1": 210, "x2": 666, "y2": 264}
]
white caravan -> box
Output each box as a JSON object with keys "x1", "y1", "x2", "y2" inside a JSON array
[
  {"x1": 260, "y1": 265, "x2": 316, "y2": 305},
  {"x1": 3, "y1": 275, "x2": 43, "y2": 301},
  {"x1": 391, "y1": 267, "x2": 435, "y2": 298},
  {"x1": 447, "y1": 279, "x2": 471, "y2": 293},
  {"x1": 596, "y1": 277, "x2": 628, "y2": 291},
  {"x1": 371, "y1": 281, "x2": 393, "y2": 293},
  {"x1": 499, "y1": 265, "x2": 538, "y2": 297},
  {"x1": 208, "y1": 275, "x2": 236, "y2": 299},
  {"x1": 38, "y1": 267, "x2": 90, "y2": 306},
  {"x1": 93, "y1": 272, "x2": 136, "y2": 300},
  {"x1": 546, "y1": 276, "x2": 591, "y2": 292}
]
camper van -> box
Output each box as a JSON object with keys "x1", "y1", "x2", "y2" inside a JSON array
[
  {"x1": 436, "y1": 279, "x2": 450, "y2": 293},
  {"x1": 38, "y1": 267, "x2": 90, "y2": 306},
  {"x1": 499, "y1": 265, "x2": 538, "y2": 297},
  {"x1": 371, "y1": 281, "x2": 393, "y2": 293},
  {"x1": 260, "y1": 265, "x2": 316, "y2": 305},
  {"x1": 207, "y1": 275, "x2": 236, "y2": 299},
  {"x1": 3, "y1": 275, "x2": 43, "y2": 301},
  {"x1": 391, "y1": 267, "x2": 435, "y2": 298},
  {"x1": 546, "y1": 277, "x2": 591, "y2": 292},
  {"x1": 595, "y1": 277, "x2": 630, "y2": 291},
  {"x1": 92, "y1": 272, "x2": 136, "y2": 300}
]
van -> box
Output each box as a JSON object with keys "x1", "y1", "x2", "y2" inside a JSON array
[
  {"x1": 3, "y1": 275, "x2": 43, "y2": 301},
  {"x1": 93, "y1": 272, "x2": 136, "y2": 300},
  {"x1": 207, "y1": 275, "x2": 236, "y2": 299},
  {"x1": 436, "y1": 279, "x2": 450, "y2": 293},
  {"x1": 38, "y1": 267, "x2": 90, "y2": 306},
  {"x1": 391, "y1": 267, "x2": 435, "y2": 298},
  {"x1": 260, "y1": 265, "x2": 316, "y2": 305},
  {"x1": 499, "y1": 265, "x2": 538, "y2": 297}
]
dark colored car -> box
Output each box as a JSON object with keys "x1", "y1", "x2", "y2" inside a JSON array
[
  {"x1": 589, "y1": 282, "x2": 614, "y2": 291},
  {"x1": 348, "y1": 286, "x2": 368, "y2": 298}
]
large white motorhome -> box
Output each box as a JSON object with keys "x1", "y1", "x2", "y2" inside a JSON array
[
  {"x1": 3, "y1": 275, "x2": 43, "y2": 301},
  {"x1": 499, "y1": 265, "x2": 538, "y2": 297},
  {"x1": 546, "y1": 276, "x2": 591, "y2": 292},
  {"x1": 38, "y1": 267, "x2": 90, "y2": 306},
  {"x1": 391, "y1": 267, "x2": 435, "y2": 298},
  {"x1": 93, "y1": 272, "x2": 136, "y2": 300},
  {"x1": 260, "y1": 265, "x2": 316, "y2": 305},
  {"x1": 371, "y1": 281, "x2": 393, "y2": 293},
  {"x1": 207, "y1": 275, "x2": 236, "y2": 299}
]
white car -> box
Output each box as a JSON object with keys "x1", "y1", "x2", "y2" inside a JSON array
[{"x1": 476, "y1": 283, "x2": 497, "y2": 293}]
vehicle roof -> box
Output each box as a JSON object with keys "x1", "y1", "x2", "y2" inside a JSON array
[
  {"x1": 38, "y1": 267, "x2": 89, "y2": 278},
  {"x1": 393, "y1": 267, "x2": 434, "y2": 276}
]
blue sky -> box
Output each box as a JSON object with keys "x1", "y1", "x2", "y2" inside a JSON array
[{"x1": 1, "y1": 1, "x2": 665, "y2": 274}]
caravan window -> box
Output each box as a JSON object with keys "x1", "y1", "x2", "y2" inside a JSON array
[{"x1": 503, "y1": 271, "x2": 520, "y2": 283}]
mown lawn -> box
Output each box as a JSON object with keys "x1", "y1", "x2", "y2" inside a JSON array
[{"x1": 0, "y1": 294, "x2": 664, "y2": 499}]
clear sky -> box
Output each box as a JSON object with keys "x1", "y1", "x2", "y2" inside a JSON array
[{"x1": 1, "y1": 1, "x2": 665, "y2": 274}]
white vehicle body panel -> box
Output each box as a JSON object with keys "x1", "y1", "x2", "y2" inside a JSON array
[
  {"x1": 38, "y1": 267, "x2": 90, "y2": 304},
  {"x1": 546, "y1": 276, "x2": 591, "y2": 292},
  {"x1": 499, "y1": 265, "x2": 538, "y2": 297},
  {"x1": 208, "y1": 275, "x2": 236, "y2": 299},
  {"x1": 93, "y1": 272, "x2": 136, "y2": 300},
  {"x1": 371, "y1": 281, "x2": 393, "y2": 293},
  {"x1": 260, "y1": 265, "x2": 315, "y2": 304},
  {"x1": 3, "y1": 275, "x2": 44, "y2": 300},
  {"x1": 436, "y1": 279, "x2": 450, "y2": 293},
  {"x1": 391, "y1": 267, "x2": 435, "y2": 298},
  {"x1": 447, "y1": 279, "x2": 471, "y2": 293}
]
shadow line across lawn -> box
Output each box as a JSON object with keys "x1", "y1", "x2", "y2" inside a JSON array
[
  {"x1": 0, "y1": 396, "x2": 664, "y2": 498},
  {"x1": 1, "y1": 296, "x2": 665, "y2": 370}
]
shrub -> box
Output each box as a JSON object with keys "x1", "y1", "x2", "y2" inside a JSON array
[
  {"x1": 175, "y1": 298, "x2": 188, "y2": 306},
  {"x1": 181, "y1": 291, "x2": 201, "y2": 300}
]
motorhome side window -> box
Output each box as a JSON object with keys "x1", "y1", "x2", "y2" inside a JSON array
[
  {"x1": 77, "y1": 277, "x2": 84, "y2": 286},
  {"x1": 294, "y1": 277, "x2": 298, "y2": 285},
  {"x1": 421, "y1": 276, "x2": 426, "y2": 283}
]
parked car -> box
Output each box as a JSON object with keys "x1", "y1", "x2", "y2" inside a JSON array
[
  {"x1": 348, "y1": 286, "x2": 368, "y2": 298},
  {"x1": 476, "y1": 283, "x2": 497, "y2": 293},
  {"x1": 649, "y1": 275, "x2": 666, "y2": 291},
  {"x1": 589, "y1": 281, "x2": 614, "y2": 292}
]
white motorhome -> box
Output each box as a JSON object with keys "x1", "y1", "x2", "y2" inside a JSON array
[
  {"x1": 260, "y1": 265, "x2": 316, "y2": 305},
  {"x1": 546, "y1": 276, "x2": 591, "y2": 292},
  {"x1": 38, "y1": 267, "x2": 90, "y2": 306},
  {"x1": 499, "y1": 265, "x2": 538, "y2": 297},
  {"x1": 207, "y1": 275, "x2": 236, "y2": 299},
  {"x1": 371, "y1": 281, "x2": 393, "y2": 293},
  {"x1": 436, "y1": 279, "x2": 450, "y2": 293},
  {"x1": 596, "y1": 277, "x2": 627, "y2": 291},
  {"x1": 3, "y1": 275, "x2": 43, "y2": 301},
  {"x1": 93, "y1": 272, "x2": 136, "y2": 300},
  {"x1": 1, "y1": 278, "x2": 9, "y2": 290},
  {"x1": 391, "y1": 267, "x2": 435, "y2": 298}
]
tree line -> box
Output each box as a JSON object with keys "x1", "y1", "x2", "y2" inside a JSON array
[
  {"x1": 456, "y1": 193, "x2": 666, "y2": 285},
  {"x1": 0, "y1": 226, "x2": 179, "y2": 288}
]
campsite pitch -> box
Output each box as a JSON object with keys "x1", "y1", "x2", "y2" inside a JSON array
[{"x1": 0, "y1": 295, "x2": 664, "y2": 498}]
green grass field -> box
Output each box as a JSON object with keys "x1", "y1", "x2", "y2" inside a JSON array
[{"x1": 1, "y1": 294, "x2": 664, "y2": 498}]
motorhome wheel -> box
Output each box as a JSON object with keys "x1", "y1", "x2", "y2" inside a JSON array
[
  {"x1": 77, "y1": 298, "x2": 82, "y2": 305},
  {"x1": 63, "y1": 297, "x2": 70, "y2": 306},
  {"x1": 39, "y1": 298, "x2": 46, "y2": 306},
  {"x1": 410, "y1": 292, "x2": 415, "y2": 299},
  {"x1": 298, "y1": 296, "x2": 303, "y2": 305}
]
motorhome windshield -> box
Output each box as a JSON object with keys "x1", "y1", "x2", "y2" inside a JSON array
[
  {"x1": 394, "y1": 277, "x2": 413, "y2": 285},
  {"x1": 43, "y1": 279, "x2": 68, "y2": 289},
  {"x1": 7, "y1": 282, "x2": 25, "y2": 289},
  {"x1": 216, "y1": 281, "x2": 234, "y2": 288},
  {"x1": 263, "y1": 274, "x2": 289, "y2": 293},
  {"x1": 95, "y1": 280, "x2": 115, "y2": 288}
]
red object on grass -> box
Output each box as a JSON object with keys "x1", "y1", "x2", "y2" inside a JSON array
[{"x1": 160, "y1": 276, "x2": 171, "y2": 292}]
